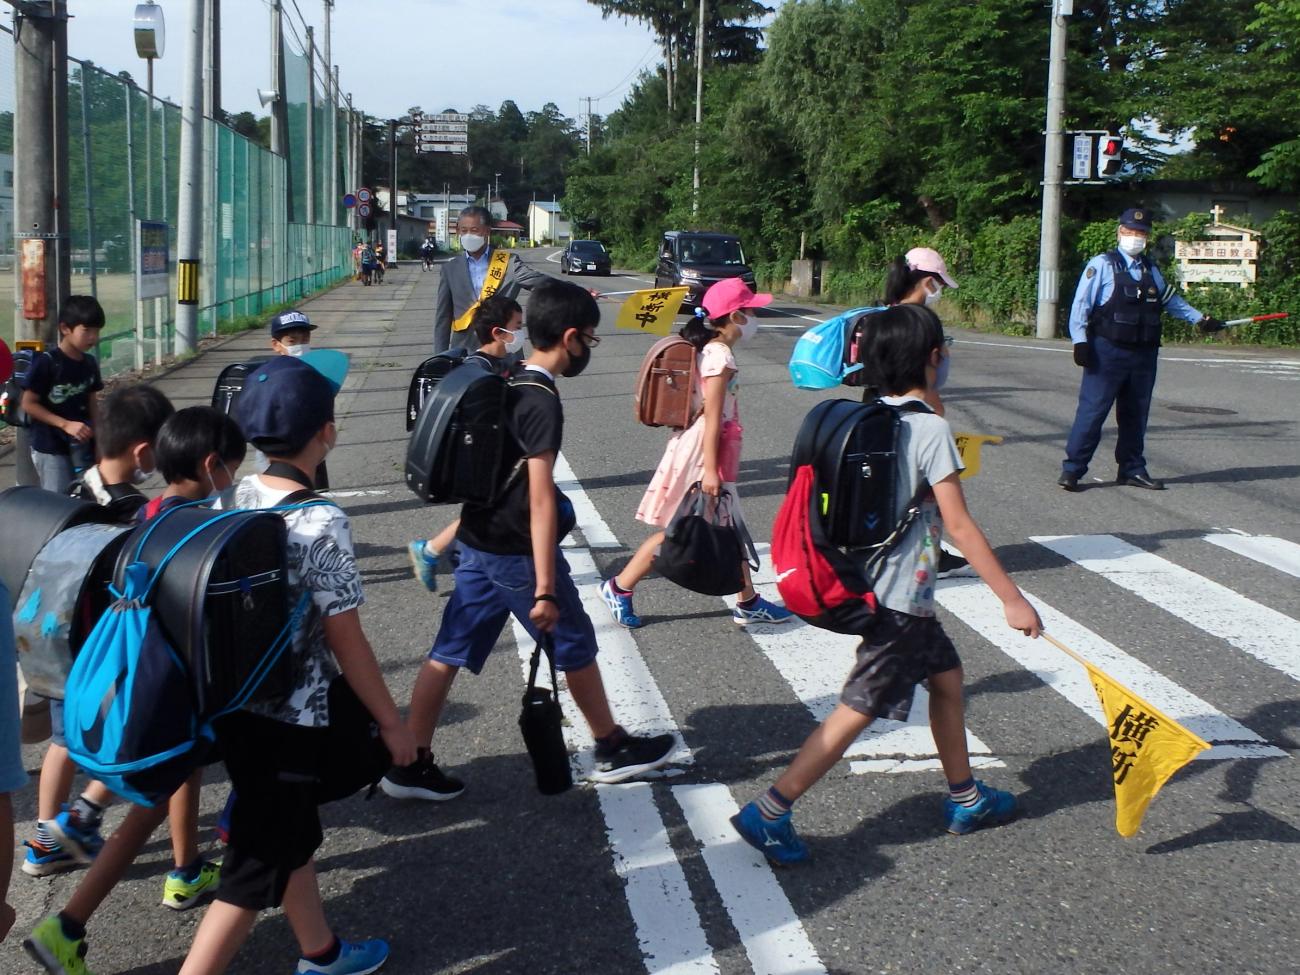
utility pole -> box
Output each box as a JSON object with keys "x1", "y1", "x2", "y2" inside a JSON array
[
  {"x1": 12, "y1": 0, "x2": 70, "y2": 485},
  {"x1": 692, "y1": 0, "x2": 705, "y2": 215},
  {"x1": 324, "y1": 0, "x2": 336, "y2": 223},
  {"x1": 175, "y1": 0, "x2": 206, "y2": 355},
  {"x1": 305, "y1": 26, "x2": 316, "y2": 224},
  {"x1": 1035, "y1": 0, "x2": 1070, "y2": 339},
  {"x1": 388, "y1": 117, "x2": 397, "y2": 258},
  {"x1": 581, "y1": 96, "x2": 594, "y2": 155},
  {"x1": 269, "y1": 0, "x2": 286, "y2": 156}
]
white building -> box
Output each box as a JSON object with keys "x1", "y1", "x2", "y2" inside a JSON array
[{"x1": 528, "y1": 201, "x2": 571, "y2": 245}]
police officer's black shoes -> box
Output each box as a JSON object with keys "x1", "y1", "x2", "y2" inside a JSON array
[
  {"x1": 1116, "y1": 470, "x2": 1165, "y2": 490},
  {"x1": 1057, "y1": 472, "x2": 1081, "y2": 492}
]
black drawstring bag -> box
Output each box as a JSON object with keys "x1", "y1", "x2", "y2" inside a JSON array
[
  {"x1": 656, "y1": 484, "x2": 760, "y2": 597},
  {"x1": 519, "y1": 638, "x2": 572, "y2": 795}
]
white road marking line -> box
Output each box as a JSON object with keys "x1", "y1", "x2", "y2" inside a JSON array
[
  {"x1": 850, "y1": 756, "x2": 1005, "y2": 775},
  {"x1": 598, "y1": 783, "x2": 720, "y2": 975},
  {"x1": 935, "y1": 578, "x2": 1285, "y2": 761},
  {"x1": 545, "y1": 249, "x2": 563, "y2": 264},
  {"x1": 730, "y1": 546, "x2": 1000, "y2": 770},
  {"x1": 673, "y1": 784, "x2": 827, "y2": 975},
  {"x1": 1032, "y1": 534, "x2": 1300, "y2": 683},
  {"x1": 1204, "y1": 533, "x2": 1300, "y2": 581},
  {"x1": 556, "y1": 451, "x2": 622, "y2": 549}
]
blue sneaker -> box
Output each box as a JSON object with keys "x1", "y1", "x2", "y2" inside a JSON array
[
  {"x1": 729, "y1": 801, "x2": 809, "y2": 865},
  {"x1": 944, "y1": 781, "x2": 1018, "y2": 835},
  {"x1": 732, "y1": 596, "x2": 794, "y2": 626},
  {"x1": 407, "y1": 540, "x2": 438, "y2": 592},
  {"x1": 599, "y1": 578, "x2": 642, "y2": 629},
  {"x1": 47, "y1": 809, "x2": 104, "y2": 864},
  {"x1": 21, "y1": 839, "x2": 77, "y2": 877},
  {"x1": 296, "y1": 938, "x2": 390, "y2": 974}
]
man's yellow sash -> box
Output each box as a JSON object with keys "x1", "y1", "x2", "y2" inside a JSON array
[{"x1": 452, "y1": 248, "x2": 512, "y2": 332}]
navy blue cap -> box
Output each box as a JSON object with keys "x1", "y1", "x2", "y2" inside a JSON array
[
  {"x1": 236, "y1": 356, "x2": 335, "y2": 455},
  {"x1": 269, "y1": 309, "x2": 316, "y2": 338},
  {"x1": 1119, "y1": 207, "x2": 1153, "y2": 233}
]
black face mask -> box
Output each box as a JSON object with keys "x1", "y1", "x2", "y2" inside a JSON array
[{"x1": 562, "y1": 336, "x2": 591, "y2": 377}]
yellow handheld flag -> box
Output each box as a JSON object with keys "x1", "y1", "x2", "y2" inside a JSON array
[
  {"x1": 615, "y1": 288, "x2": 689, "y2": 337},
  {"x1": 452, "y1": 249, "x2": 512, "y2": 332},
  {"x1": 1043, "y1": 634, "x2": 1209, "y2": 837},
  {"x1": 953, "y1": 432, "x2": 1003, "y2": 480}
]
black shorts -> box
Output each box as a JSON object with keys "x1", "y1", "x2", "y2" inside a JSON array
[
  {"x1": 839, "y1": 609, "x2": 962, "y2": 721},
  {"x1": 212, "y1": 712, "x2": 325, "y2": 910}
]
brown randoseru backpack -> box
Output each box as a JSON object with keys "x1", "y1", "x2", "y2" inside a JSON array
[{"x1": 634, "y1": 335, "x2": 698, "y2": 429}]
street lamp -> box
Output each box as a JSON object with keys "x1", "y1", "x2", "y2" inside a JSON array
[{"x1": 133, "y1": 2, "x2": 165, "y2": 219}]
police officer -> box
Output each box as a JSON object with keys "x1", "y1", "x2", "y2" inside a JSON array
[{"x1": 1058, "y1": 208, "x2": 1225, "y2": 491}]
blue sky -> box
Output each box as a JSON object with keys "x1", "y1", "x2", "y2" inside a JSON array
[{"x1": 68, "y1": 0, "x2": 664, "y2": 122}]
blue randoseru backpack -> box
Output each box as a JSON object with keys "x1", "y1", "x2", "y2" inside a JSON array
[
  {"x1": 788, "y1": 306, "x2": 884, "y2": 389},
  {"x1": 63, "y1": 499, "x2": 324, "y2": 806}
]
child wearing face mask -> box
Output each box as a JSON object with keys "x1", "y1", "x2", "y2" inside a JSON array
[
  {"x1": 24, "y1": 407, "x2": 247, "y2": 970},
  {"x1": 269, "y1": 309, "x2": 315, "y2": 357},
  {"x1": 599, "y1": 278, "x2": 794, "y2": 629},
  {"x1": 408, "y1": 294, "x2": 526, "y2": 593}
]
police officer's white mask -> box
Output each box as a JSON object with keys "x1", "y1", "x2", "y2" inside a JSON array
[{"x1": 1117, "y1": 233, "x2": 1146, "y2": 257}]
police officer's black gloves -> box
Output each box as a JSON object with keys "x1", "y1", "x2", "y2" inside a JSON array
[
  {"x1": 1197, "y1": 316, "x2": 1228, "y2": 334},
  {"x1": 1073, "y1": 343, "x2": 1090, "y2": 368}
]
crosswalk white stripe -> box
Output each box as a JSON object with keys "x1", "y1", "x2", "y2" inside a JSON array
[
  {"x1": 730, "y1": 546, "x2": 1001, "y2": 769},
  {"x1": 1032, "y1": 534, "x2": 1300, "y2": 683},
  {"x1": 1203, "y1": 533, "x2": 1300, "y2": 581},
  {"x1": 598, "y1": 783, "x2": 720, "y2": 975},
  {"x1": 1034, "y1": 535, "x2": 1300, "y2": 686},
  {"x1": 555, "y1": 451, "x2": 622, "y2": 549},
  {"x1": 673, "y1": 784, "x2": 827, "y2": 975},
  {"x1": 935, "y1": 579, "x2": 1285, "y2": 760}
]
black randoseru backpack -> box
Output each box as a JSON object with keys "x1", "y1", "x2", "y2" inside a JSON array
[
  {"x1": 1, "y1": 348, "x2": 39, "y2": 428},
  {"x1": 405, "y1": 348, "x2": 469, "y2": 431},
  {"x1": 211, "y1": 359, "x2": 271, "y2": 417},
  {"x1": 405, "y1": 362, "x2": 510, "y2": 505}
]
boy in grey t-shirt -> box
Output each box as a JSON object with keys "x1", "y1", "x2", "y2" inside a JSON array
[{"x1": 732, "y1": 304, "x2": 1043, "y2": 865}]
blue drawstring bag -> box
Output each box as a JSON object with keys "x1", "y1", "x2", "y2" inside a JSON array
[{"x1": 788, "y1": 306, "x2": 883, "y2": 389}]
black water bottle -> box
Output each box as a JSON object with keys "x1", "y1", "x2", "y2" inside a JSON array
[{"x1": 518, "y1": 639, "x2": 572, "y2": 795}]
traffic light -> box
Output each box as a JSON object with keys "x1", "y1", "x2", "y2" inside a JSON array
[{"x1": 1097, "y1": 134, "x2": 1124, "y2": 178}]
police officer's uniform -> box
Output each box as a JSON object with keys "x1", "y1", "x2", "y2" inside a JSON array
[{"x1": 1059, "y1": 208, "x2": 1215, "y2": 491}]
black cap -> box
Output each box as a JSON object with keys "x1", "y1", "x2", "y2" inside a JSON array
[
  {"x1": 1119, "y1": 208, "x2": 1153, "y2": 233},
  {"x1": 236, "y1": 356, "x2": 335, "y2": 456},
  {"x1": 269, "y1": 309, "x2": 316, "y2": 338}
]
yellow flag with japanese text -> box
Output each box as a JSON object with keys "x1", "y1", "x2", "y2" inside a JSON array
[
  {"x1": 953, "y1": 432, "x2": 1002, "y2": 480},
  {"x1": 615, "y1": 287, "x2": 689, "y2": 337},
  {"x1": 1085, "y1": 662, "x2": 1210, "y2": 837}
]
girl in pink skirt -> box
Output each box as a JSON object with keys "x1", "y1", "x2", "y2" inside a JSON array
[{"x1": 599, "y1": 278, "x2": 794, "y2": 629}]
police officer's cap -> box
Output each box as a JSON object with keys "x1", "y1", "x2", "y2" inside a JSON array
[{"x1": 1119, "y1": 208, "x2": 1153, "y2": 233}]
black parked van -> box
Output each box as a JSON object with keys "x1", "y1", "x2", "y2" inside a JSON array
[{"x1": 654, "y1": 231, "x2": 757, "y2": 311}]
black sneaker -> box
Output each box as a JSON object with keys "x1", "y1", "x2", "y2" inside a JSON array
[
  {"x1": 590, "y1": 732, "x2": 676, "y2": 784},
  {"x1": 380, "y1": 752, "x2": 465, "y2": 801},
  {"x1": 937, "y1": 549, "x2": 972, "y2": 578}
]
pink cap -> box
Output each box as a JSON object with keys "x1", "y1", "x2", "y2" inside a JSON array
[
  {"x1": 905, "y1": 247, "x2": 958, "y2": 289},
  {"x1": 701, "y1": 277, "x2": 773, "y2": 318}
]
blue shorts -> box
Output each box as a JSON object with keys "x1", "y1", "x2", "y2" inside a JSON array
[
  {"x1": 0, "y1": 582, "x2": 29, "y2": 792},
  {"x1": 429, "y1": 543, "x2": 598, "y2": 675}
]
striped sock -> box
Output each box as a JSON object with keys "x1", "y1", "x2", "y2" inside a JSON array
[
  {"x1": 948, "y1": 778, "x2": 980, "y2": 807},
  {"x1": 35, "y1": 821, "x2": 60, "y2": 851},
  {"x1": 755, "y1": 787, "x2": 793, "y2": 821}
]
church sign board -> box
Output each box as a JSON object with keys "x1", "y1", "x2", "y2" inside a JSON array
[{"x1": 1174, "y1": 206, "x2": 1259, "y2": 287}]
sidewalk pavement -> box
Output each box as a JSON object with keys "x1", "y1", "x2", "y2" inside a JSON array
[{"x1": 1, "y1": 267, "x2": 433, "y2": 490}]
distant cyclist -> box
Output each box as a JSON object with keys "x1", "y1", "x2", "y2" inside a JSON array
[{"x1": 421, "y1": 236, "x2": 437, "y2": 271}]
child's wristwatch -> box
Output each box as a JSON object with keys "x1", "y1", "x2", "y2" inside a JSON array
[{"x1": 533, "y1": 594, "x2": 559, "y2": 605}]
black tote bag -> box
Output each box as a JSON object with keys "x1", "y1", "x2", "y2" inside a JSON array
[
  {"x1": 519, "y1": 638, "x2": 572, "y2": 795},
  {"x1": 656, "y1": 484, "x2": 760, "y2": 597}
]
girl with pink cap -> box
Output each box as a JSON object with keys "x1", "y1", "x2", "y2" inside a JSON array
[{"x1": 599, "y1": 278, "x2": 794, "y2": 629}]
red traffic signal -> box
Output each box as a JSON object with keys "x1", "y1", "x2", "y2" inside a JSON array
[{"x1": 1097, "y1": 135, "x2": 1124, "y2": 177}]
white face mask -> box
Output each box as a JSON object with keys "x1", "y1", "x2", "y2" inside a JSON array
[
  {"x1": 281, "y1": 343, "x2": 307, "y2": 357},
  {"x1": 1118, "y1": 234, "x2": 1147, "y2": 257},
  {"x1": 923, "y1": 282, "x2": 943, "y2": 308},
  {"x1": 500, "y1": 328, "x2": 525, "y2": 354},
  {"x1": 460, "y1": 233, "x2": 487, "y2": 254},
  {"x1": 737, "y1": 314, "x2": 758, "y2": 342},
  {"x1": 130, "y1": 465, "x2": 155, "y2": 486}
]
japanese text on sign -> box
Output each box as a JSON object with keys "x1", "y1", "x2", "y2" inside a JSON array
[{"x1": 615, "y1": 288, "x2": 689, "y2": 337}]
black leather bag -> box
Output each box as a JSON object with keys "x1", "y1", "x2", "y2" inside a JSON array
[
  {"x1": 656, "y1": 484, "x2": 759, "y2": 597},
  {"x1": 0, "y1": 486, "x2": 115, "y2": 609},
  {"x1": 518, "y1": 638, "x2": 572, "y2": 795}
]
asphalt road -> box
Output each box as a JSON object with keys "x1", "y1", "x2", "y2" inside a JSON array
[{"x1": 3, "y1": 250, "x2": 1298, "y2": 975}]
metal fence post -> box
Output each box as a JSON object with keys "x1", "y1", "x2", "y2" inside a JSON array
[
  {"x1": 125, "y1": 82, "x2": 144, "y2": 371},
  {"x1": 77, "y1": 62, "x2": 97, "y2": 298}
]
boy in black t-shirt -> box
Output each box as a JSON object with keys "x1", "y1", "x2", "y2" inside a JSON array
[
  {"x1": 19, "y1": 296, "x2": 106, "y2": 494},
  {"x1": 68, "y1": 384, "x2": 174, "y2": 523},
  {"x1": 384, "y1": 281, "x2": 677, "y2": 800}
]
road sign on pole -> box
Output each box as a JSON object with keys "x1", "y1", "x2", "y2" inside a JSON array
[
  {"x1": 1071, "y1": 134, "x2": 1093, "y2": 181},
  {"x1": 358, "y1": 202, "x2": 372, "y2": 218},
  {"x1": 343, "y1": 193, "x2": 357, "y2": 209},
  {"x1": 357, "y1": 187, "x2": 372, "y2": 204}
]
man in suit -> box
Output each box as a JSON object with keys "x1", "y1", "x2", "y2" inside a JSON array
[
  {"x1": 1058, "y1": 207, "x2": 1225, "y2": 492},
  {"x1": 434, "y1": 206, "x2": 572, "y2": 353}
]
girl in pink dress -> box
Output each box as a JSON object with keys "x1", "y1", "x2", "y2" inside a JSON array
[{"x1": 599, "y1": 278, "x2": 793, "y2": 629}]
